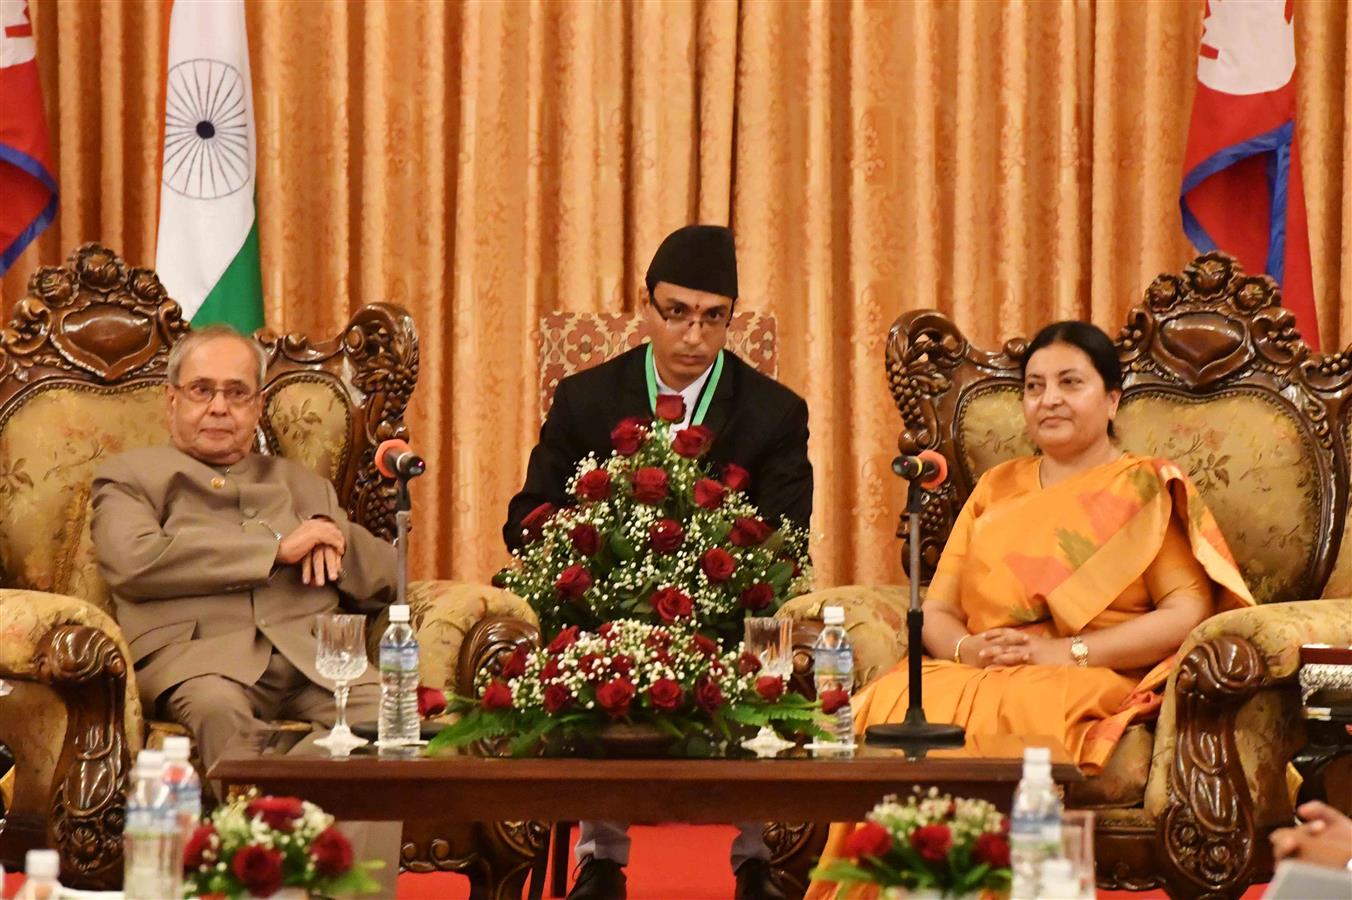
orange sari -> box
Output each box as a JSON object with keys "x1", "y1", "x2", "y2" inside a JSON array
[{"x1": 806, "y1": 454, "x2": 1253, "y2": 900}]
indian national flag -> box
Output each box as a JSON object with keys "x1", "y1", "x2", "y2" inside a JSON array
[{"x1": 155, "y1": 0, "x2": 264, "y2": 333}]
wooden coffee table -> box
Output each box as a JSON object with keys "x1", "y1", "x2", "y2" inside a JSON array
[{"x1": 211, "y1": 729, "x2": 1080, "y2": 898}]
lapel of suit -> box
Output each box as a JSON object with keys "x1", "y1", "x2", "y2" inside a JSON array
[
  {"x1": 702, "y1": 350, "x2": 738, "y2": 453},
  {"x1": 619, "y1": 344, "x2": 654, "y2": 421}
]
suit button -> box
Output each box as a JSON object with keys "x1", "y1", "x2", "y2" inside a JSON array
[
  {"x1": 258, "y1": 619, "x2": 268, "y2": 627},
  {"x1": 243, "y1": 506, "x2": 257, "y2": 517}
]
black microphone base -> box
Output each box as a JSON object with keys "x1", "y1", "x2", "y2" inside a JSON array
[{"x1": 865, "y1": 720, "x2": 966, "y2": 748}]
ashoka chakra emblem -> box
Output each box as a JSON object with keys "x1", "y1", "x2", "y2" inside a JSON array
[{"x1": 162, "y1": 58, "x2": 251, "y2": 200}]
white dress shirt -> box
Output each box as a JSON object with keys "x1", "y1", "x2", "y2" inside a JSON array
[{"x1": 653, "y1": 357, "x2": 715, "y2": 432}]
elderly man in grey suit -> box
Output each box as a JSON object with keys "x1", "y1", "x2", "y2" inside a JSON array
[{"x1": 91, "y1": 325, "x2": 397, "y2": 773}]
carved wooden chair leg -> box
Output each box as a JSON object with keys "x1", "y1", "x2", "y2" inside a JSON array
[
  {"x1": 36, "y1": 624, "x2": 131, "y2": 890},
  {"x1": 549, "y1": 821, "x2": 574, "y2": 896},
  {"x1": 766, "y1": 820, "x2": 825, "y2": 899},
  {"x1": 1156, "y1": 635, "x2": 1268, "y2": 900},
  {"x1": 466, "y1": 820, "x2": 550, "y2": 900}
]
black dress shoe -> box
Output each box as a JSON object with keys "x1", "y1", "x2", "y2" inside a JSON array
[
  {"x1": 734, "y1": 858, "x2": 787, "y2": 900},
  {"x1": 567, "y1": 856, "x2": 627, "y2": 900}
]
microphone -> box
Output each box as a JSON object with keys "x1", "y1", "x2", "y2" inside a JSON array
[
  {"x1": 375, "y1": 439, "x2": 426, "y2": 479},
  {"x1": 892, "y1": 449, "x2": 948, "y2": 491}
]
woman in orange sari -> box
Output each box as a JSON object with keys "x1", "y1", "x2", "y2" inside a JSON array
[{"x1": 807, "y1": 321, "x2": 1254, "y2": 899}]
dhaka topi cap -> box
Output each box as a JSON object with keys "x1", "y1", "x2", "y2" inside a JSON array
[{"x1": 645, "y1": 224, "x2": 738, "y2": 301}]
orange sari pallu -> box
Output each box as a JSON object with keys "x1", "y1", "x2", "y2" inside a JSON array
[{"x1": 806, "y1": 453, "x2": 1253, "y2": 899}]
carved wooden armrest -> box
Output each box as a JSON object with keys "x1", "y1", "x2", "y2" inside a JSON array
[
  {"x1": 36, "y1": 624, "x2": 132, "y2": 889},
  {"x1": 456, "y1": 615, "x2": 540, "y2": 696},
  {"x1": 777, "y1": 586, "x2": 910, "y2": 697},
  {"x1": 404, "y1": 580, "x2": 538, "y2": 696},
  {"x1": 1156, "y1": 634, "x2": 1271, "y2": 899},
  {"x1": 1177, "y1": 599, "x2": 1352, "y2": 684}
]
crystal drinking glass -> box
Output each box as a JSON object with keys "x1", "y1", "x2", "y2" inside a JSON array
[
  {"x1": 740, "y1": 616, "x2": 795, "y2": 752},
  {"x1": 313, "y1": 613, "x2": 370, "y2": 754},
  {"x1": 1060, "y1": 809, "x2": 1096, "y2": 899}
]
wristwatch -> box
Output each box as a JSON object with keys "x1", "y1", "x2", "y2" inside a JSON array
[{"x1": 1069, "y1": 636, "x2": 1089, "y2": 667}]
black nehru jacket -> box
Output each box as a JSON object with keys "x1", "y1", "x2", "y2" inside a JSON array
[{"x1": 504, "y1": 345, "x2": 813, "y2": 551}]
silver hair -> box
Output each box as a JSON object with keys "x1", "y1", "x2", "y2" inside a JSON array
[{"x1": 165, "y1": 324, "x2": 268, "y2": 388}]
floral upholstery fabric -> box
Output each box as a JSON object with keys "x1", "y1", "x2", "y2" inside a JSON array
[
  {"x1": 954, "y1": 386, "x2": 1035, "y2": 483},
  {"x1": 0, "y1": 384, "x2": 168, "y2": 615},
  {"x1": 263, "y1": 378, "x2": 352, "y2": 485},
  {"x1": 1116, "y1": 393, "x2": 1319, "y2": 605},
  {"x1": 777, "y1": 585, "x2": 908, "y2": 690},
  {"x1": 0, "y1": 589, "x2": 145, "y2": 823},
  {"x1": 1064, "y1": 723, "x2": 1152, "y2": 809},
  {"x1": 406, "y1": 581, "x2": 540, "y2": 693},
  {"x1": 538, "y1": 311, "x2": 778, "y2": 419},
  {"x1": 1143, "y1": 599, "x2": 1352, "y2": 824}
]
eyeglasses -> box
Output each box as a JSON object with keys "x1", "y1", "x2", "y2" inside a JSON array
[
  {"x1": 172, "y1": 380, "x2": 260, "y2": 407},
  {"x1": 650, "y1": 299, "x2": 732, "y2": 332}
]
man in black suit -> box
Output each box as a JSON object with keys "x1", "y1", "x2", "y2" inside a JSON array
[{"x1": 504, "y1": 225, "x2": 810, "y2": 900}]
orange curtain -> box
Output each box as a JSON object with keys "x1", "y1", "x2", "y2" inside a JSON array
[{"x1": 3, "y1": 0, "x2": 1349, "y2": 588}]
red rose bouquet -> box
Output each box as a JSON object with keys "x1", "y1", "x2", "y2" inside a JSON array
[
  {"x1": 811, "y1": 788, "x2": 1012, "y2": 897},
  {"x1": 183, "y1": 790, "x2": 382, "y2": 898},
  {"x1": 499, "y1": 398, "x2": 812, "y2": 644},
  {"x1": 426, "y1": 619, "x2": 828, "y2": 756}
]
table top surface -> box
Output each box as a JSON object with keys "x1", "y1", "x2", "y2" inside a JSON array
[
  {"x1": 209, "y1": 729, "x2": 1083, "y2": 822},
  {"x1": 211, "y1": 728, "x2": 1083, "y2": 782}
]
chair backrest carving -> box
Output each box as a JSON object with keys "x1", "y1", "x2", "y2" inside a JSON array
[
  {"x1": 887, "y1": 252, "x2": 1351, "y2": 604},
  {"x1": 537, "y1": 311, "x2": 778, "y2": 418},
  {"x1": 0, "y1": 243, "x2": 416, "y2": 613}
]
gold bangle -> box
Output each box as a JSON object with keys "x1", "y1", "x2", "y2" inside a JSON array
[{"x1": 953, "y1": 634, "x2": 972, "y2": 664}]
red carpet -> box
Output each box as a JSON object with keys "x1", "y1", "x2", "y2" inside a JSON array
[
  {"x1": 395, "y1": 824, "x2": 739, "y2": 898},
  {"x1": 388, "y1": 825, "x2": 1270, "y2": 899},
  {"x1": 1, "y1": 838, "x2": 1271, "y2": 899}
]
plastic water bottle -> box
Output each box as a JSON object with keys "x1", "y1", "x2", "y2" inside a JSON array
[
  {"x1": 123, "y1": 749, "x2": 181, "y2": 900},
  {"x1": 162, "y1": 735, "x2": 202, "y2": 841},
  {"x1": 15, "y1": 849, "x2": 60, "y2": 900},
  {"x1": 1010, "y1": 746, "x2": 1064, "y2": 900},
  {"x1": 378, "y1": 604, "x2": 421, "y2": 746},
  {"x1": 813, "y1": 605, "x2": 855, "y2": 743}
]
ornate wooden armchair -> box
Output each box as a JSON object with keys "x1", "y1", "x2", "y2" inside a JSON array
[
  {"x1": 778, "y1": 252, "x2": 1352, "y2": 898},
  {"x1": 0, "y1": 244, "x2": 537, "y2": 890}
]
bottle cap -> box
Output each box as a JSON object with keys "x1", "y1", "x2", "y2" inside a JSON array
[
  {"x1": 134, "y1": 749, "x2": 165, "y2": 778},
  {"x1": 389, "y1": 604, "x2": 410, "y2": 623},
  {"x1": 822, "y1": 605, "x2": 845, "y2": 625},
  {"x1": 163, "y1": 735, "x2": 191, "y2": 761},
  {"x1": 1022, "y1": 760, "x2": 1053, "y2": 782},
  {"x1": 1023, "y1": 746, "x2": 1051, "y2": 764},
  {"x1": 25, "y1": 849, "x2": 59, "y2": 879}
]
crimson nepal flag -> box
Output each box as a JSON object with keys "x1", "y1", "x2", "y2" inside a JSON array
[
  {"x1": 0, "y1": 0, "x2": 57, "y2": 276},
  {"x1": 1180, "y1": 0, "x2": 1319, "y2": 350}
]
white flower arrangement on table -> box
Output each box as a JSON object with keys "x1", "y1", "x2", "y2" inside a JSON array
[
  {"x1": 426, "y1": 618, "x2": 829, "y2": 756},
  {"x1": 496, "y1": 394, "x2": 813, "y2": 647},
  {"x1": 183, "y1": 790, "x2": 382, "y2": 898},
  {"x1": 811, "y1": 787, "x2": 1013, "y2": 897}
]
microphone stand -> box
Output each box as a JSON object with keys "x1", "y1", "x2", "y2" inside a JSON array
[
  {"x1": 865, "y1": 477, "x2": 966, "y2": 753},
  {"x1": 394, "y1": 477, "x2": 412, "y2": 608}
]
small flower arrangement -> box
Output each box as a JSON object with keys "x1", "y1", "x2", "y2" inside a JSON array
[
  {"x1": 183, "y1": 791, "x2": 382, "y2": 898},
  {"x1": 811, "y1": 788, "x2": 1012, "y2": 898},
  {"x1": 426, "y1": 619, "x2": 828, "y2": 756},
  {"x1": 498, "y1": 395, "x2": 813, "y2": 644}
]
